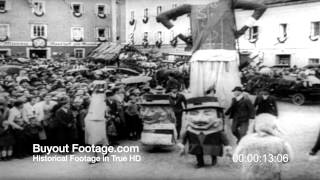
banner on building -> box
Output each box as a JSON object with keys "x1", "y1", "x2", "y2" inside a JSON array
[{"x1": 0, "y1": 41, "x2": 100, "y2": 47}]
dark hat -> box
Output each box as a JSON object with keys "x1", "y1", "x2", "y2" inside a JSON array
[
  {"x1": 231, "y1": 86, "x2": 243, "y2": 92},
  {"x1": 13, "y1": 99, "x2": 24, "y2": 107},
  {"x1": 260, "y1": 88, "x2": 270, "y2": 92},
  {"x1": 138, "y1": 94, "x2": 171, "y2": 106},
  {"x1": 170, "y1": 87, "x2": 179, "y2": 92},
  {"x1": 32, "y1": 81, "x2": 44, "y2": 87},
  {"x1": 0, "y1": 98, "x2": 6, "y2": 105},
  {"x1": 142, "y1": 85, "x2": 151, "y2": 90},
  {"x1": 259, "y1": 88, "x2": 270, "y2": 94},
  {"x1": 19, "y1": 79, "x2": 29, "y2": 85},
  {"x1": 184, "y1": 96, "x2": 223, "y2": 111},
  {"x1": 105, "y1": 90, "x2": 113, "y2": 97},
  {"x1": 155, "y1": 85, "x2": 164, "y2": 90},
  {"x1": 58, "y1": 96, "x2": 69, "y2": 104}
]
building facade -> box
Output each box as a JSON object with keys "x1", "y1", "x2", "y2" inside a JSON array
[
  {"x1": 116, "y1": 0, "x2": 212, "y2": 54},
  {"x1": 0, "y1": 0, "x2": 115, "y2": 59},
  {"x1": 236, "y1": 0, "x2": 320, "y2": 67},
  {"x1": 116, "y1": 0, "x2": 320, "y2": 67}
]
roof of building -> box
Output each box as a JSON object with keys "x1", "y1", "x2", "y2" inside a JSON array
[{"x1": 264, "y1": 0, "x2": 320, "y2": 6}]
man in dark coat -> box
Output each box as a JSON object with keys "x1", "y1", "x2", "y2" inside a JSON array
[
  {"x1": 254, "y1": 89, "x2": 278, "y2": 117},
  {"x1": 105, "y1": 90, "x2": 119, "y2": 145},
  {"x1": 168, "y1": 88, "x2": 187, "y2": 139},
  {"x1": 55, "y1": 97, "x2": 76, "y2": 150},
  {"x1": 179, "y1": 97, "x2": 231, "y2": 168},
  {"x1": 105, "y1": 91, "x2": 119, "y2": 117},
  {"x1": 226, "y1": 87, "x2": 255, "y2": 142}
]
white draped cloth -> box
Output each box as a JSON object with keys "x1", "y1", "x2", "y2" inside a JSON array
[
  {"x1": 84, "y1": 93, "x2": 108, "y2": 145},
  {"x1": 189, "y1": 49, "x2": 241, "y2": 108}
]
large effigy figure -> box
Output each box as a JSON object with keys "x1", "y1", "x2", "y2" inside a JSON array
[{"x1": 156, "y1": 0, "x2": 267, "y2": 107}]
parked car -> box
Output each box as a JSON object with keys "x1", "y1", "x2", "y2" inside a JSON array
[
  {"x1": 304, "y1": 64, "x2": 320, "y2": 69},
  {"x1": 271, "y1": 64, "x2": 290, "y2": 69},
  {"x1": 269, "y1": 80, "x2": 320, "y2": 105},
  {"x1": 245, "y1": 76, "x2": 320, "y2": 105}
]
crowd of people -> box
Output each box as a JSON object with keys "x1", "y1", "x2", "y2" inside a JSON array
[{"x1": 0, "y1": 57, "x2": 186, "y2": 161}]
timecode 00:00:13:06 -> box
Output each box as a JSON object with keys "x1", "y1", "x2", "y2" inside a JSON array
[{"x1": 232, "y1": 153, "x2": 289, "y2": 163}]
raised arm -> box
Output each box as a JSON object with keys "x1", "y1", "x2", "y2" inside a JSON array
[
  {"x1": 234, "y1": 0, "x2": 267, "y2": 38},
  {"x1": 156, "y1": 4, "x2": 192, "y2": 29},
  {"x1": 234, "y1": 0, "x2": 267, "y2": 20},
  {"x1": 156, "y1": 4, "x2": 193, "y2": 46}
]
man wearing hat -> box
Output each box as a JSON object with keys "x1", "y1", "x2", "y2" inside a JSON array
[
  {"x1": 55, "y1": 96, "x2": 76, "y2": 149},
  {"x1": 179, "y1": 97, "x2": 231, "y2": 168},
  {"x1": 105, "y1": 90, "x2": 120, "y2": 145},
  {"x1": 254, "y1": 89, "x2": 278, "y2": 117},
  {"x1": 165, "y1": 73, "x2": 180, "y2": 93},
  {"x1": 168, "y1": 87, "x2": 187, "y2": 139},
  {"x1": 7, "y1": 100, "x2": 27, "y2": 158},
  {"x1": 226, "y1": 86, "x2": 255, "y2": 143},
  {"x1": 153, "y1": 85, "x2": 165, "y2": 95},
  {"x1": 0, "y1": 98, "x2": 15, "y2": 160}
]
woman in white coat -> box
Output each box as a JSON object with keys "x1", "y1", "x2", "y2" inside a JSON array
[{"x1": 84, "y1": 81, "x2": 109, "y2": 164}]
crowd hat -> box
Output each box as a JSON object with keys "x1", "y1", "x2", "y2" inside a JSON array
[
  {"x1": 142, "y1": 85, "x2": 151, "y2": 91},
  {"x1": 105, "y1": 90, "x2": 113, "y2": 97},
  {"x1": 231, "y1": 86, "x2": 243, "y2": 92},
  {"x1": 155, "y1": 85, "x2": 164, "y2": 90},
  {"x1": 58, "y1": 96, "x2": 69, "y2": 104},
  {"x1": 260, "y1": 88, "x2": 270, "y2": 94},
  {"x1": 184, "y1": 96, "x2": 223, "y2": 111},
  {"x1": 138, "y1": 94, "x2": 171, "y2": 106},
  {"x1": 0, "y1": 98, "x2": 6, "y2": 105},
  {"x1": 13, "y1": 99, "x2": 24, "y2": 107}
]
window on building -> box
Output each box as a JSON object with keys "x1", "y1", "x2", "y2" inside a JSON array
[
  {"x1": 144, "y1": 8, "x2": 148, "y2": 17},
  {"x1": 72, "y1": 3, "x2": 83, "y2": 14},
  {"x1": 0, "y1": 49, "x2": 10, "y2": 58},
  {"x1": 276, "y1": 54, "x2": 291, "y2": 65},
  {"x1": 98, "y1": 5, "x2": 105, "y2": 14},
  {"x1": 309, "y1": 58, "x2": 320, "y2": 64},
  {"x1": 31, "y1": 24, "x2": 47, "y2": 38},
  {"x1": 279, "y1": 23, "x2": 287, "y2": 37},
  {"x1": 170, "y1": 30, "x2": 175, "y2": 39},
  {"x1": 249, "y1": 26, "x2": 259, "y2": 40},
  {"x1": 33, "y1": 1, "x2": 45, "y2": 14},
  {"x1": 97, "y1": 4, "x2": 110, "y2": 15},
  {"x1": 311, "y1": 22, "x2": 320, "y2": 37},
  {"x1": 71, "y1": 27, "x2": 84, "y2": 41},
  {"x1": 157, "y1": 6, "x2": 162, "y2": 16},
  {"x1": 0, "y1": 1, "x2": 6, "y2": 11},
  {"x1": 96, "y1": 27, "x2": 110, "y2": 39},
  {"x1": 97, "y1": 28, "x2": 106, "y2": 38},
  {"x1": 157, "y1": 31, "x2": 162, "y2": 40},
  {"x1": 0, "y1": 24, "x2": 9, "y2": 38},
  {"x1": 74, "y1": 48, "x2": 85, "y2": 58}
]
